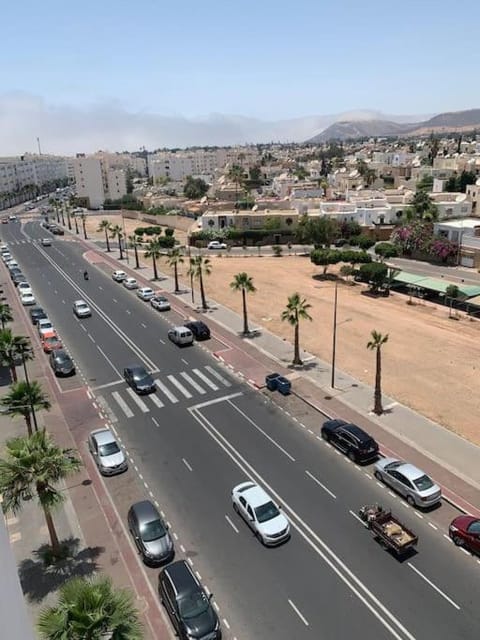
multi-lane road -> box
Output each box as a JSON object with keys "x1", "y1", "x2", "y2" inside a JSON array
[{"x1": 3, "y1": 218, "x2": 480, "y2": 640}]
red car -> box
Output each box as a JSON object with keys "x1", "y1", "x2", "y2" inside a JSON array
[{"x1": 449, "y1": 515, "x2": 480, "y2": 552}]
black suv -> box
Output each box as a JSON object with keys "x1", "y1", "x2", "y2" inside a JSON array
[
  {"x1": 321, "y1": 419, "x2": 379, "y2": 463},
  {"x1": 184, "y1": 320, "x2": 211, "y2": 341},
  {"x1": 159, "y1": 560, "x2": 221, "y2": 640}
]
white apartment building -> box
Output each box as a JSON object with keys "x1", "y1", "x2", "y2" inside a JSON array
[
  {"x1": 73, "y1": 156, "x2": 127, "y2": 209},
  {"x1": 0, "y1": 154, "x2": 68, "y2": 195}
]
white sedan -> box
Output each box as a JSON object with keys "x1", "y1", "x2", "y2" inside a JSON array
[
  {"x1": 137, "y1": 287, "x2": 155, "y2": 301},
  {"x1": 123, "y1": 277, "x2": 138, "y2": 290},
  {"x1": 207, "y1": 240, "x2": 227, "y2": 250},
  {"x1": 232, "y1": 481, "x2": 290, "y2": 546},
  {"x1": 20, "y1": 292, "x2": 36, "y2": 306},
  {"x1": 72, "y1": 300, "x2": 92, "y2": 318},
  {"x1": 17, "y1": 282, "x2": 33, "y2": 296},
  {"x1": 112, "y1": 270, "x2": 127, "y2": 282}
]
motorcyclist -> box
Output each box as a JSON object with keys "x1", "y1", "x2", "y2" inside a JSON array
[{"x1": 83, "y1": 269, "x2": 89, "y2": 280}]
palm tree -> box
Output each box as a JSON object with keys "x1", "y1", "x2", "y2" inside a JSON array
[
  {"x1": 97, "y1": 220, "x2": 112, "y2": 252},
  {"x1": 37, "y1": 575, "x2": 143, "y2": 640},
  {"x1": 72, "y1": 212, "x2": 79, "y2": 234},
  {"x1": 128, "y1": 234, "x2": 140, "y2": 269},
  {"x1": 166, "y1": 248, "x2": 184, "y2": 293},
  {"x1": 1, "y1": 380, "x2": 50, "y2": 436},
  {"x1": 80, "y1": 213, "x2": 88, "y2": 239},
  {"x1": 0, "y1": 303, "x2": 13, "y2": 329},
  {"x1": 65, "y1": 203, "x2": 72, "y2": 231},
  {"x1": 144, "y1": 238, "x2": 163, "y2": 280},
  {"x1": 230, "y1": 272, "x2": 256, "y2": 335},
  {"x1": 0, "y1": 430, "x2": 81, "y2": 553},
  {"x1": 110, "y1": 224, "x2": 124, "y2": 260},
  {"x1": 227, "y1": 164, "x2": 246, "y2": 210},
  {"x1": 281, "y1": 293, "x2": 312, "y2": 366},
  {"x1": 188, "y1": 255, "x2": 212, "y2": 310},
  {"x1": 367, "y1": 330, "x2": 389, "y2": 415},
  {"x1": 0, "y1": 329, "x2": 32, "y2": 382}
]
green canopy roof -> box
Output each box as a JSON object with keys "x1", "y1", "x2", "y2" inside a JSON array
[{"x1": 393, "y1": 271, "x2": 480, "y2": 298}]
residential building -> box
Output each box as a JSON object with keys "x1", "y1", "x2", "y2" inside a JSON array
[
  {"x1": 429, "y1": 192, "x2": 472, "y2": 219},
  {"x1": 200, "y1": 208, "x2": 299, "y2": 232},
  {"x1": 466, "y1": 179, "x2": 480, "y2": 214},
  {"x1": 73, "y1": 155, "x2": 127, "y2": 209},
  {"x1": 0, "y1": 154, "x2": 68, "y2": 195},
  {"x1": 434, "y1": 218, "x2": 480, "y2": 268}
]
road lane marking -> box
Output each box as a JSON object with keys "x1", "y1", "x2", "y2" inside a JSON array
[
  {"x1": 96, "y1": 346, "x2": 123, "y2": 377},
  {"x1": 113, "y1": 298, "x2": 117, "y2": 303},
  {"x1": 182, "y1": 458, "x2": 193, "y2": 472},
  {"x1": 288, "y1": 600, "x2": 309, "y2": 626},
  {"x1": 167, "y1": 374, "x2": 192, "y2": 398},
  {"x1": 126, "y1": 309, "x2": 131, "y2": 314},
  {"x1": 159, "y1": 339, "x2": 165, "y2": 344},
  {"x1": 204, "y1": 365, "x2": 231, "y2": 387},
  {"x1": 181, "y1": 358, "x2": 189, "y2": 365},
  {"x1": 349, "y1": 510, "x2": 368, "y2": 527},
  {"x1": 149, "y1": 394, "x2": 164, "y2": 409},
  {"x1": 443, "y1": 534, "x2": 453, "y2": 543},
  {"x1": 126, "y1": 388, "x2": 149, "y2": 413},
  {"x1": 227, "y1": 400, "x2": 296, "y2": 462},
  {"x1": 154, "y1": 379, "x2": 178, "y2": 403},
  {"x1": 193, "y1": 368, "x2": 219, "y2": 390},
  {"x1": 180, "y1": 372, "x2": 206, "y2": 394},
  {"x1": 428, "y1": 522, "x2": 438, "y2": 530},
  {"x1": 305, "y1": 470, "x2": 336, "y2": 499},
  {"x1": 223, "y1": 619, "x2": 230, "y2": 630},
  {"x1": 152, "y1": 416, "x2": 160, "y2": 426},
  {"x1": 414, "y1": 512, "x2": 423, "y2": 519},
  {"x1": 112, "y1": 391, "x2": 134, "y2": 418},
  {"x1": 408, "y1": 564, "x2": 460, "y2": 610},
  {"x1": 91, "y1": 379, "x2": 124, "y2": 390},
  {"x1": 225, "y1": 515, "x2": 239, "y2": 533}
]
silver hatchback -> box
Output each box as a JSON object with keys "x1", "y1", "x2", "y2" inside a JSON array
[
  {"x1": 374, "y1": 458, "x2": 441, "y2": 508},
  {"x1": 88, "y1": 429, "x2": 127, "y2": 476}
]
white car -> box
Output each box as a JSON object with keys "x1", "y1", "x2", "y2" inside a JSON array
[
  {"x1": 88, "y1": 428, "x2": 127, "y2": 476},
  {"x1": 207, "y1": 240, "x2": 227, "y2": 250},
  {"x1": 123, "y1": 277, "x2": 138, "y2": 290},
  {"x1": 112, "y1": 270, "x2": 127, "y2": 282},
  {"x1": 374, "y1": 458, "x2": 442, "y2": 508},
  {"x1": 17, "y1": 282, "x2": 33, "y2": 296},
  {"x1": 6, "y1": 260, "x2": 18, "y2": 269},
  {"x1": 40, "y1": 238, "x2": 52, "y2": 247},
  {"x1": 137, "y1": 287, "x2": 155, "y2": 301},
  {"x1": 232, "y1": 482, "x2": 290, "y2": 546},
  {"x1": 37, "y1": 318, "x2": 54, "y2": 337},
  {"x1": 20, "y1": 292, "x2": 36, "y2": 306},
  {"x1": 73, "y1": 300, "x2": 92, "y2": 318},
  {"x1": 2, "y1": 252, "x2": 12, "y2": 262}
]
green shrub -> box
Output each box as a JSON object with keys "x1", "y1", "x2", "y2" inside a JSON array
[{"x1": 164, "y1": 227, "x2": 174, "y2": 237}]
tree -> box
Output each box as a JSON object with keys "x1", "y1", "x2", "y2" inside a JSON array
[
  {"x1": 128, "y1": 235, "x2": 140, "y2": 269},
  {"x1": 367, "y1": 330, "x2": 389, "y2": 415},
  {"x1": 374, "y1": 242, "x2": 398, "y2": 261},
  {"x1": 79, "y1": 213, "x2": 88, "y2": 239},
  {"x1": 144, "y1": 238, "x2": 163, "y2": 280},
  {"x1": 37, "y1": 575, "x2": 143, "y2": 640},
  {"x1": 349, "y1": 234, "x2": 375, "y2": 251},
  {"x1": 166, "y1": 248, "x2": 184, "y2": 293},
  {"x1": 446, "y1": 284, "x2": 460, "y2": 318},
  {"x1": 110, "y1": 224, "x2": 124, "y2": 260},
  {"x1": 0, "y1": 329, "x2": 32, "y2": 382},
  {"x1": 0, "y1": 430, "x2": 80, "y2": 553},
  {"x1": 227, "y1": 165, "x2": 246, "y2": 209},
  {"x1": 97, "y1": 220, "x2": 112, "y2": 252},
  {"x1": 428, "y1": 134, "x2": 440, "y2": 165},
  {"x1": 0, "y1": 303, "x2": 13, "y2": 330},
  {"x1": 297, "y1": 215, "x2": 339, "y2": 248},
  {"x1": 1, "y1": 380, "x2": 50, "y2": 436},
  {"x1": 183, "y1": 176, "x2": 209, "y2": 200},
  {"x1": 310, "y1": 248, "x2": 342, "y2": 275},
  {"x1": 359, "y1": 262, "x2": 389, "y2": 293},
  {"x1": 281, "y1": 293, "x2": 312, "y2": 366},
  {"x1": 409, "y1": 190, "x2": 438, "y2": 221},
  {"x1": 230, "y1": 273, "x2": 256, "y2": 335},
  {"x1": 188, "y1": 256, "x2": 212, "y2": 310}
]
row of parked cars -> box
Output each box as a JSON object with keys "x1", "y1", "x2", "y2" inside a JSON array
[{"x1": 1, "y1": 245, "x2": 37, "y2": 306}]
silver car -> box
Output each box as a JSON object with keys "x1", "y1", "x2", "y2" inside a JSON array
[
  {"x1": 127, "y1": 500, "x2": 174, "y2": 565},
  {"x1": 73, "y1": 300, "x2": 91, "y2": 318},
  {"x1": 374, "y1": 458, "x2": 441, "y2": 508},
  {"x1": 150, "y1": 295, "x2": 171, "y2": 311},
  {"x1": 88, "y1": 429, "x2": 127, "y2": 476}
]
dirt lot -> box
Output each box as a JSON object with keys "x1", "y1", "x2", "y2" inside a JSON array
[{"x1": 84, "y1": 214, "x2": 480, "y2": 444}]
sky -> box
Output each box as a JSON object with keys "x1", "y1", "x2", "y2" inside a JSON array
[{"x1": 1, "y1": 0, "x2": 479, "y2": 154}]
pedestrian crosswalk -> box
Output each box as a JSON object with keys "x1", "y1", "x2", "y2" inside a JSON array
[{"x1": 105, "y1": 365, "x2": 233, "y2": 419}]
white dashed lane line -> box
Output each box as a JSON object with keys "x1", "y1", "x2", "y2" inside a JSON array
[
  {"x1": 408, "y1": 563, "x2": 460, "y2": 610},
  {"x1": 182, "y1": 458, "x2": 193, "y2": 472},
  {"x1": 288, "y1": 599, "x2": 309, "y2": 626},
  {"x1": 225, "y1": 515, "x2": 239, "y2": 533},
  {"x1": 305, "y1": 470, "x2": 336, "y2": 499}
]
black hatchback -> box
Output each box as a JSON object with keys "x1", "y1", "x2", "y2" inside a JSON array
[
  {"x1": 30, "y1": 307, "x2": 47, "y2": 325},
  {"x1": 321, "y1": 419, "x2": 379, "y2": 463},
  {"x1": 184, "y1": 320, "x2": 211, "y2": 341},
  {"x1": 123, "y1": 365, "x2": 156, "y2": 394}
]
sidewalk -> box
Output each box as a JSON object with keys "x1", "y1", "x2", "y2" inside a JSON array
[{"x1": 79, "y1": 235, "x2": 480, "y2": 515}]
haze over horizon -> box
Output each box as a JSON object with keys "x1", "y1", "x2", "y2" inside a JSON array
[{"x1": 1, "y1": 0, "x2": 479, "y2": 154}]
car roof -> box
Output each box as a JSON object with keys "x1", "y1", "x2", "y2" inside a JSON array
[
  {"x1": 126, "y1": 364, "x2": 147, "y2": 374},
  {"x1": 38, "y1": 318, "x2": 52, "y2": 324},
  {"x1": 389, "y1": 461, "x2": 429, "y2": 481},
  {"x1": 162, "y1": 560, "x2": 200, "y2": 597},
  {"x1": 235, "y1": 482, "x2": 272, "y2": 508},
  {"x1": 186, "y1": 320, "x2": 206, "y2": 328},
  {"x1": 74, "y1": 300, "x2": 88, "y2": 305},
  {"x1": 130, "y1": 500, "x2": 160, "y2": 523},
  {"x1": 91, "y1": 428, "x2": 115, "y2": 445},
  {"x1": 139, "y1": 287, "x2": 153, "y2": 292},
  {"x1": 173, "y1": 325, "x2": 192, "y2": 332},
  {"x1": 52, "y1": 349, "x2": 70, "y2": 359},
  {"x1": 30, "y1": 307, "x2": 45, "y2": 315}
]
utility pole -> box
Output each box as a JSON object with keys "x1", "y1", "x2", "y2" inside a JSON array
[{"x1": 37, "y1": 137, "x2": 42, "y2": 155}]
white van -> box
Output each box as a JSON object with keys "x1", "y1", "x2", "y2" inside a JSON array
[{"x1": 167, "y1": 326, "x2": 194, "y2": 346}]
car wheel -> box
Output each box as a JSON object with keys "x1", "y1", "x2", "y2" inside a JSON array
[
  {"x1": 256, "y1": 530, "x2": 264, "y2": 545},
  {"x1": 321, "y1": 430, "x2": 329, "y2": 441},
  {"x1": 452, "y1": 535, "x2": 464, "y2": 547},
  {"x1": 406, "y1": 495, "x2": 416, "y2": 506},
  {"x1": 233, "y1": 502, "x2": 239, "y2": 513},
  {"x1": 347, "y1": 450, "x2": 357, "y2": 462},
  {"x1": 374, "y1": 470, "x2": 382, "y2": 481}
]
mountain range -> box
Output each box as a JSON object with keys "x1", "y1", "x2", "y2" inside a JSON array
[{"x1": 307, "y1": 108, "x2": 480, "y2": 143}]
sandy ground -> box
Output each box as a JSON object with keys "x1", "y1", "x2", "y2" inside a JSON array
[{"x1": 84, "y1": 214, "x2": 480, "y2": 444}]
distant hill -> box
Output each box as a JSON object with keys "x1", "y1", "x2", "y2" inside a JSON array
[{"x1": 308, "y1": 108, "x2": 480, "y2": 142}]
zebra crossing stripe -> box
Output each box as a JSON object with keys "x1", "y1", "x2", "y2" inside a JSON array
[
  {"x1": 167, "y1": 375, "x2": 192, "y2": 399},
  {"x1": 112, "y1": 391, "x2": 134, "y2": 418},
  {"x1": 193, "y1": 368, "x2": 219, "y2": 390},
  {"x1": 126, "y1": 388, "x2": 149, "y2": 413},
  {"x1": 149, "y1": 393, "x2": 165, "y2": 408},
  {"x1": 155, "y1": 379, "x2": 178, "y2": 403},
  {"x1": 180, "y1": 372, "x2": 205, "y2": 394},
  {"x1": 204, "y1": 366, "x2": 232, "y2": 387}
]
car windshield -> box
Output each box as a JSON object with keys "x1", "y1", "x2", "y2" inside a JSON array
[
  {"x1": 77, "y1": 303, "x2": 88, "y2": 309},
  {"x1": 133, "y1": 370, "x2": 148, "y2": 381},
  {"x1": 99, "y1": 442, "x2": 120, "y2": 456},
  {"x1": 413, "y1": 474, "x2": 434, "y2": 491},
  {"x1": 255, "y1": 500, "x2": 280, "y2": 523},
  {"x1": 385, "y1": 460, "x2": 403, "y2": 471},
  {"x1": 55, "y1": 354, "x2": 71, "y2": 364},
  {"x1": 178, "y1": 592, "x2": 210, "y2": 620},
  {"x1": 141, "y1": 518, "x2": 166, "y2": 542}
]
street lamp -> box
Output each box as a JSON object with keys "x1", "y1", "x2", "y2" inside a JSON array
[{"x1": 330, "y1": 281, "x2": 352, "y2": 389}]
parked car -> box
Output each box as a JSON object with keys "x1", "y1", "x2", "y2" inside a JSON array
[
  {"x1": 207, "y1": 240, "x2": 227, "y2": 250},
  {"x1": 123, "y1": 277, "x2": 138, "y2": 290},
  {"x1": 51, "y1": 226, "x2": 64, "y2": 235},
  {"x1": 37, "y1": 318, "x2": 54, "y2": 337},
  {"x1": 321, "y1": 419, "x2": 379, "y2": 463},
  {"x1": 112, "y1": 270, "x2": 127, "y2": 282},
  {"x1": 2, "y1": 252, "x2": 12, "y2": 262},
  {"x1": 41, "y1": 331, "x2": 63, "y2": 353},
  {"x1": 13, "y1": 274, "x2": 27, "y2": 287},
  {"x1": 29, "y1": 307, "x2": 47, "y2": 325},
  {"x1": 9, "y1": 268, "x2": 22, "y2": 280},
  {"x1": 20, "y1": 292, "x2": 36, "y2": 306},
  {"x1": 449, "y1": 516, "x2": 480, "y2": 553},
  {"x1": 6, "y1": 260, "x2": 19, "y2": 270},
  {"x1": 232, "y1": 481, "x2": 290, "y2": 546},
  {"x1": 72, "y1": 300, "x2": 91, "y2": 318},
  {"x1": 124, "y1": 365, "x2": 156, "y2": 394},
  {"x1": 17, "y1": 282, "x2": 33, "y2": 296},
  {"x1": 159, "y1": 561, "x2": 221, "y2": 640},
  {"x1": 128, "y1": 500, "x2": 174, "y2": 566},
  {"x1": 167, "y1": 326, "x2": 194, "y2": 347},
  {"x1": 374, "y1": 458, "x2": 442, "y2": 508},
  {"x1": 137, "y1": 287, "x2": 155, "y2": 301},
  {"x1": 88, "y1": 428, "x2": 127, "y2": 476},
  {"x1": 49, "y1": 349, "x2": 75, "y2": 376},
  {"x1": 184, "y1": 320, "x2": 211, "y2": 341},
  {"x1": 40, "y1": 238, "x2": 52, "y2": 247},
  {"x1": 150, "y1": 295, "x2": 170, "y2": 311}
]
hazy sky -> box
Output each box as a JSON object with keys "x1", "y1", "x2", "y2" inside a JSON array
[{"x1": 1, "y1": 0, "x2": 479, "y2": 154}]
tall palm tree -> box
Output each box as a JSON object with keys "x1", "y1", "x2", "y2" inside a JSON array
[
  {"x1": 72, "y1": 212, "x2": 79, "y2": 234},
  {"x1": 37, "y1": 575, "x2": 143, "y2": 640},
  {"x1": 0, "y1": 329, "x2": 32, "y2": 382},
  {"x1": 367, "y1": 330, "x2": 389, "y2": 415},
  {"x1": 110, "y1": 224, "x2": 124, "y2": 260},
  {"x1": 144, "y1": 238, "x2": 163, "y2": 280},
  {"x1": 0, "y1": 303, "x2": 13, "y2": 329},
  {"x1": 166, "y1": 248, "x2": 184, "y2": 293},
  {"x1": 65, "y1": 203, "x2": 72, "y2": 231},
  {"x1": 281, "y1": 293, "x2": 312, "y2": 366},
  {"x1": 188, "y1": 255, "x2": 212, "y2": 310},
  {"x1": 128, "y1": 234, "x2": 140, "y2": 268},
  {"x1": 80, "y1": 213, "x2": 88, "y2": 239},
  {"x1": 97, "y1": 220, "x2": 112, "y2": 252},
  {"x1": 227, "y1": 164, "x2": 246, "y2": 210},
  {"x1": 230, "y1": 272, "x2": 256, "y2": 335},
  {"x1": 0, "y1": 430, "x2": 80, "y2": 553},
  {"x1": 1, "y1": 380, "x2": 50, "y2": 436}
]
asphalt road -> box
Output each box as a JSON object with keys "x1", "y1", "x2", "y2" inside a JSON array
[{"x1": 3, "y1": 218, "x2": 480, "y2": 640}]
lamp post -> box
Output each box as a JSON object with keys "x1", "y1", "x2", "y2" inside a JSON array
[{"x1": 330, "y1": 281, "x2": 352, "y2": 389}]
